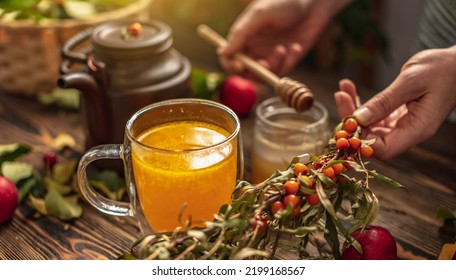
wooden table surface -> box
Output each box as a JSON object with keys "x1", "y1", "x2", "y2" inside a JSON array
[{"x1": 0, "y1": 69, "x2": 455, "y2": 260}]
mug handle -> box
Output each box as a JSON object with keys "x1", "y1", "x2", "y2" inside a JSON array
[{"x1": 77, "y1": 144, "x2": 132, "y2": 217}]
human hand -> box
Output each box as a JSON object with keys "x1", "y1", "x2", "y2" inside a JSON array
[
  {"x1": 334, "y1": 46, "x2": 456, "y2": 160},
  {"x1": 218, "y1": 0, "x2": 352, "y2": 78}
]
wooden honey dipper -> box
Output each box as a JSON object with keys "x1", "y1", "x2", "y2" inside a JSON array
[{"x1": 197, "y1": 24, "x2": 314, "y2": 112}]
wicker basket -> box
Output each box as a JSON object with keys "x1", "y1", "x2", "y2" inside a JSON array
[{"x1": 0, "y1": 0, "x2": 151, "y2": 97}]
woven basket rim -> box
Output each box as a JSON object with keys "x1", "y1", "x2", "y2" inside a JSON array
[{"x1": 0, "y1": 0, "x2": 151, "y2": 29}]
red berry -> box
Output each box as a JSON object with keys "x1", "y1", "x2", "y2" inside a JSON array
[
  {"x1": 341, "y1": 225, "x2": 397, "y2": 260},
  {"x1": 291, "y1": 206, "x2": 301, "y2": 217},
  {"x1": 312, "y1": 162, "x2": 322, "y2": 169},
  {"x1": 343, "y1": 156, "x2": 355, "y2": 170},
  {"x1": 282, "y1": 194, "x2": 301, "y2": 208},
  {"x1": 305, "y1": 193, "x2": 320, "y2": 206},
  {"x1": 219, "y1": 75, "x2": 258, "y2": 117},
  {"x1": 43, "y1": 151, "x2": 58, "y2": 168},
  {"x1": 0, "y1": 176, "x2": 18, "y2": 224},
  {"x1": 129, "y1": 22, "x2": 143, "y2": 36},
  {"x1": 271, "y1": 201, "x2": 284, "y2": 214},
  {"x1": 251, "y1": 215, "x2": 268, "y2": 231},
  {"x1": 336, "y1": 138, "x2": 349, "y2": 150}
]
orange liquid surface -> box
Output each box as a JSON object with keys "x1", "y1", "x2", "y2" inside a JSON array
[{"x1": 132, "y1": 121, "x2": 237, "y2": 232}]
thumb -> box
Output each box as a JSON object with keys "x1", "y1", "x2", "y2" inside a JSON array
[{"x1": 353, "y1": 78, "x2": 416, "y2": 126}]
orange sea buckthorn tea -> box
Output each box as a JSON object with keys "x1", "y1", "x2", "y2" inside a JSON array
[
  {"x1": 132, "y1": 120, "x2": 238, "y2": 232},
  {"x1": 77, "y1": 99, "x2": 243, "y2": 234}
]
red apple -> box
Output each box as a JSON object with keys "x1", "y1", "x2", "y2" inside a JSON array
[
  {"x1": 219, "y1": 75, "x2": 258, "y2": 117},
  {"x1": 0, "y1": 176, "x2": 18, "y2": 224},
  {"x1": 341, "y1": 225, "x2": 397, "y2": 260}
]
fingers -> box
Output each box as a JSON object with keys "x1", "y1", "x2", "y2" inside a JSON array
[
  {"x1": 277, "y1": 43, "x2": 303, "y2": 76},
  {"x1": 334, "y1": 79, "x2": 358, "y2": 119},
  {"x1": 353, "y1": 77, "x2": 418, "y2": 126},
  {"x1": 334, "y1": 91, "x2": 356, "y2": 119}
]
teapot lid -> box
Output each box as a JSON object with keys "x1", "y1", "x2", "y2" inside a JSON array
[{"x1": 91, "y1": 20, "x2": 173, "y2": 61}]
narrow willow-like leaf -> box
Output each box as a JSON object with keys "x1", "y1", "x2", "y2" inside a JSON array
[
  {"x1": 368, "y1": 170, "x2": 406, "y2": 189},
  {"x1": 316, "y1": 181, "x2": 337, "y2": 220},
  {"x1": 231, "y1": 248, "x2": 270, "y2": 260},
  {"x1": 325, "y1": 214, "x2": 341, "y2": 259}
]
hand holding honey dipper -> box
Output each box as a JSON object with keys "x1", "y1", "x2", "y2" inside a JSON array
[{"x1": 197, "y1": 24, "x2": 314, "y2": 113}]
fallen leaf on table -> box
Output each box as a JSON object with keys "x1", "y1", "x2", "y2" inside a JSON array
[{"x1": 45, "y1": 186, "x2": 82, "y2": 221}]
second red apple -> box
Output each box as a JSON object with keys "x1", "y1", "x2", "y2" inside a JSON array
[{"x1": 219, "y1": 75, "x2": 258, "y2": 117}]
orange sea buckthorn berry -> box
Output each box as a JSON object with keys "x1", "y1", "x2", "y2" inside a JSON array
[
  {"x1": 335, "y1": 130, "x2": 349, "y2": 140},
  {"x1": 301, "y1": 175, "x2": 314, "y2": 189},
  {"x1": 322, "y1": 166, "x2": 335, "y2": 178},
  {"x1": 284, "y1": 179, "x2": 299, "y2": 195},
  {"x1": 293, "y1": 162, "x2": 308, "y2": 176},
  {"x1": 271, "y1": 201, "x2": 284, "y2": 215},
  {"x1": 283, "y1": 194, "x2": 301, "y2": 208},
  {"x1": 336, "y1": 138, "x2": 349, "y2": 150},
  {"x1": 344, "y1": 118, "x2": 358, "y2": 133},
  {"x1": 291, "y1": 206, "x2": 301, "y2": 217},
  {"x1": 332, "y1": 163, "x2": 344, "y2": 175},
  {"x1": 305, "y1": 193, "x2": 320, "y2": 206},
  {"x1": 360, "y1": 145, "x2": 374, "y2": 158},
  {"x1": 348, "y1": 137, "x2": 361, "y2": 150}
]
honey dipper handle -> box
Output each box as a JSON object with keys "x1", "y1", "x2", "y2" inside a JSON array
[{"x1": 197, "y1": 24, "x2": 280, "y2": 86}]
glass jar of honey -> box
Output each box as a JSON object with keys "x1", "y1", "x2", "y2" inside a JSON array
[{"x1": 251, "y1": 96, "x2": 330, "y2": 184}]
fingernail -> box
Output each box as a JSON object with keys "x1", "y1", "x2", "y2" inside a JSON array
[{"x1": 353, "y1": 107, "x2": 373, "y2": 125}]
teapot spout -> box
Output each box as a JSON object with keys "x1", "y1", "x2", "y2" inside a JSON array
[{"x1": 58, "y1": 72, "x2": 112, "y2": 146}]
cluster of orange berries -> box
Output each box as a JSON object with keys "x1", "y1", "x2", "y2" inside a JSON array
[
  {"x1": 335, "y1": 117, "x2": 374, "y2": 158},
  {"x1": 252, "y1": 117, "x2": 374, "y2": 231}
]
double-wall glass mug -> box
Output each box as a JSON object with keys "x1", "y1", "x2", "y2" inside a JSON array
[
  {"x1": 77, "y1": 98, "x2": 244, "y2": 234},
  {"x1": 251, "y1": 96, "x2": 330, "y2": 184}
]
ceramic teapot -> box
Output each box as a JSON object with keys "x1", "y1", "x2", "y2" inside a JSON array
[{"x1": 58, "y1": 20, "x2": 192, "y2": 149}]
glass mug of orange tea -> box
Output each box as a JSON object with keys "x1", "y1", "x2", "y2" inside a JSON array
[{"x1": 77, "y1": 99, "x2": 244, "y2": 234}]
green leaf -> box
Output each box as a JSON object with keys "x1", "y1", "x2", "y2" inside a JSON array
[
  {"x1": 1, "y1": 161, "x2": 33, "y2": 184},
  {"x1": 17, "y1": 176, "x2": 38, "y2": 202},
  {"x1": 45, "y1": 186, "x2": 82, "y2": 221},
  {"x1": 52, "y1": 160, "x2": 77, "y2": 184},
  {"x1": 0, "y1": 0, "x2": 37, "y2": 11},
  {"x1": 191, "y1": 68, "x2": 224, "y2": 99},
  {"x1": 315, "y1": 180, "x2": 337, "y2": 220},
  {"x1": 44, "y1": 177, "x2": 73, "y2": 195},
  {"x1": 37, "y1": 88, "x2": 80, "y2": 111},
  {"x1": 63, "y1": 0, "x2": 97, "y2": 19},
  {"x1": 29, "y1": 194, "x2": 48, "y2": 215},
  {"x1": 231, "y1": 247, "x2": 269, "y2": 260},
  {"x1": 88, "y1": 170, "x2": 126, "y2": 200},
  {"x1": 368, "y1": 170, "x2": 406, "y2": 189},
  {"x1": 436, "y1": 207, "x2": 456, "y2": 220},
  {"x1": 49, "y1": 134, "x2": 76, "y2": 151},
  {"x1": 325, "y1": 215, "x2": 341, "y2": 259},
  {"x1": 0, "y1": 143, "x2": 31, "y2": 166}
]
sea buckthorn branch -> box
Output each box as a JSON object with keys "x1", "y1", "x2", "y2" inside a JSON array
[{"x1": 121, "y1": 117, "x2": 405, "y2": 260}]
